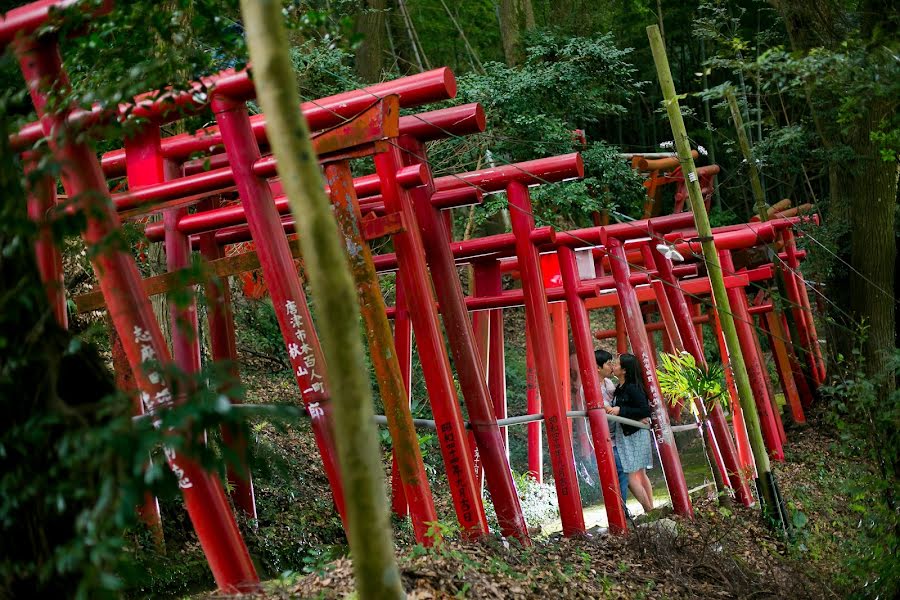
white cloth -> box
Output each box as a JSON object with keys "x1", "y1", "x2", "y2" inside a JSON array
[{"x1": 600, "y1": 378, "x2": 618, "y2": 445}]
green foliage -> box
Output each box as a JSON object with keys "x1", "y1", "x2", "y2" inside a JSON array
[
  {"x1": 656, "y1": 351, "x2": 726, "y2": 415},
  {"x1": 818, "y1": 344, "x2": 900, "y2": 599}
]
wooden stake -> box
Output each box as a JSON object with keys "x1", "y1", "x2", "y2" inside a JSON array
[
  {"x1": 239, "y1": 1, "x2": 404, "y2": 597},
  {"x1": 647, "y1": 25, "x2": 786, "y2": 528}
]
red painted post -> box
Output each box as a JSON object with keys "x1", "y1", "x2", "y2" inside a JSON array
[
  {"x1": 750, "y1": 314, "x2": 788, "y2": 446},
  {"x1": 473, "y1": 261, "x2": 509, "y2": 452},
  {"x1": 719, "y1": 250, "x2": 784, "y2": 461},
  {"x1": 197, "y1": 211, "x2": 257, "y2": 519},
  {"x1": 325, "y1": 159, "x2": 438, "y2": 544},
  {"x1": 15, "y1": 36, "x2": 258, "y2": 592},
  {"x1": 211, "y1": 95, "x2": 349, "y2": 523},
  {"x1": 710, "y1": 307, "x2": 756, "y2": 478},
  {"x1": 525, "y1": 330, "x2": 543, "y2": 483},
  {"x1": 390, "y1": 280, "x2": 412, "y2": 518},
  {"x1": 399, "y1": 137, "x2": 527, "y2": 543},
  {"x1": 373, "y1": 144, "x2": 488, "y2": 539},
  {"x1": 124, "y1": 128, "x2": 202, "y2": 377},
  {"x1": 763, "y1": 311, "x2": 805, "y2": 424},
  {"x1": 558, "y1": 246, "x2": 628, "y2": 534},
  {"x1": 607, "y1": 238, "x2": 693, "y2": 518},
  {"x1": 507, "y1": 180, "x2": 585, "y2": 536},
  {"x1": 614, "y1": 306, "x2": 628, "y2": 353},
  {"x1": 110, "y1": 322, "x2": 164, "y2": 543},
  {"x1": 23, "y1": 151, "x2": 67, "y2": 328},
  {"x1": 648, "y1": 236, "x2": 754, "y2": 506},
  {"x1": 783, "y1": 230, "x2": 825, "y2": 385}
]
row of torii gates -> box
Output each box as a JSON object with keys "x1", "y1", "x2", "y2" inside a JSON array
[{"x1": 5, "y1": 1, "x2": 825, "y2": 592}]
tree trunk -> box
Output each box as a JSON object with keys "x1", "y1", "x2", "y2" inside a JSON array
[
  {"x1": 498, "y1": 0, "x2": 520, "y2": 65},
  {"x1": 237, "y1": 2, "x2": 404, "y2": 598},
  {"x1": 518, "y1": 0, "x2": 535, "y2": 30},
  {"x1": 354, "y1": 0, "x2": 387, "y2": 83},
  {"x1": 842, "y1": 104, "x2": 897, "y2": 386}
]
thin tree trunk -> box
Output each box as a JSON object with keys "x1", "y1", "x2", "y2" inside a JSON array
[
  {"x1": 498, "y1": 0, "x2": 520, "y2": 65},
  {"x1": 440, "y1": 0, "x2": 484, "y2": 73},
  {"x1": 354, "y1": 0, "x2": 387, "y2": 82},
  {"x1": 397, "y1": 0, "x2": 429, "y2": 71},
  {"x1": 238, "y1": 2, "x2": 404, "y2": 598}
]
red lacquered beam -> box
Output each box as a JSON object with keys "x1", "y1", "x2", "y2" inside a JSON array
[
  {"x1": 0, "y1": 0, "x2": 112, "y2": 46},
  {"x1": 101, "y1": 68, "x2": 458, "y2": 175},
  {"x1": 434, "y1": 153, "x2": 583, "y2": 193}
]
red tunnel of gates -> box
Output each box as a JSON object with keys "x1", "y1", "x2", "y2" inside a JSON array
[{"x1": 8, "y1": 0, "x2": 826, "y2": 593}]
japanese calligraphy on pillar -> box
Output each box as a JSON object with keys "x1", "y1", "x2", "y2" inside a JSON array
[
  {"x1": 133, "y1": 325, "x2": 193, "y2": 489},
  {"x1": 284, "y1": 300, "x2": 326, "y2": 419},
  {"x1": 640, "y1": 350, "x2": 666, "y2": 445}
]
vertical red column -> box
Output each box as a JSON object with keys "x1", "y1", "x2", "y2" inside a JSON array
[
  {"x1": 507, "y1": 181, "x2": 585, "y2": 536},
  {"x1": 473, "y1": 261, "x2": 508, "y2": 451},
  {"x1": 390, "y1": 280, "x2": 412, "y2": 518},
  {"x1": 325, "y1": 160, "x2": 437, "y2": 544},
  {"x1": 211, "y1": 95, "x2": 348, "y2": 524},
  {"x1": 763, "y1": 312, "x2": 806, "y2": 424},
  {"x1": 750, "y1": 316, "x2": 787, "y2": 445},
  {"x1": 23, "y1": 151, "x2": 67, "y2": 328},
  {"x1": 197, "y1": 198, "x2": 257, "y2": 519},
  {"x1": 558, "y1": 246, "x2": 628, "y2": 534},
  {"x1": 607, "y1": 238, "x2": 693, "y2": 518},
  {"x1": 783, "y1": 230, "x2": 825, "y2": 385},
  {"x1": 398, "y1": 137, "x2": 527, "y2": 543},
  {"x1": 648, "y1": 235, "x2": 753, "y2": 506},
  {"x1": 525, "y1": 330, "x2": 543, "y2": 483},
  {"x1": 719, "y1": 251, "x2": 784, "y2": 461},
  {"x1": 711, "y1": 306, "x2": 756, "y2": 477},
  {"x1": 614, "y1": 306, "x2": 628, "y2": 354},
  {"x1": 15, "y1": 37, "x2": 258, "y2": 592},
  {"x1": 373, "y1": 145, "x2": 487, "y2": 539},
  {"x1": 124, "y1": 128, "x2": 201, "y2": 377}
]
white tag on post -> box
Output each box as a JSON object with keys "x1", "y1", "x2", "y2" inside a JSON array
[{"x1": 575, "y1": 247, "x2": 597, "y2": 280}]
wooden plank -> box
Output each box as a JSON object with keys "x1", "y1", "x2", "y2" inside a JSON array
[{"x1": 74, "y1": 239, "x2": 303, "y2": 313}]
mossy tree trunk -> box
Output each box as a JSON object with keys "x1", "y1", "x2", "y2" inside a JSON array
[{"x1": 237, "y1": 2, "x2": 404, "y2": 598}]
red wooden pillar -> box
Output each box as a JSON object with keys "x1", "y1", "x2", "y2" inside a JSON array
[
  {"x1": 390, "y1": 280, "x2": 412, "y2": 518},
  {"x1": 614, "y1": 306, "x2": 628, "y2": 354},
  {"x1": 16, "y1": 36, "x2": 258, "y2": 592},
  {"x1": 763, "y1": 311, "x2": 806, "y2": 424},
  {"x1": 783, "y1": 230, "x2": 825, "y2": 385},
  {"x1": 750, "y1": 316, "x2": 788, "y2": 445},
  {"x1": 525, "y1": 329, "x2": 543, "y2": 483},
  {"x1": 648, "y1": 233, "x2": 753, "y2": 506},
  {"x1": 719, "y1": 251, "x2": 784, "y2": 461},
  {"x1": 197, "y1": 199, "x2": 257, "y2": 520},
  {"x1": 508, "y1": 181, "x2": 585, "y2": 536},
  {"x1": 211, "y1": 95, "x2": 348, "y2": 524},
  {"x1": 607, "y1": 238, "x2": 693, "y2": 518},
  {"x1": 373, "y1": 144, "x2": 487, "y2": 539},
  {"x1": 400, "y1": 137, "x2": 527, "y2": 543},
  {"x1": 23, "y1": 151, "x2": 67, "y2": 328},
  {"x1": 558, "y1": 246, "x2": 628, "y2": 534}
]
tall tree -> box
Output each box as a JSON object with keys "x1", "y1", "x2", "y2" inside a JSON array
[
  {"x1": 354, "y1": 0, "x2": 387, "y2": 82},
  {"x1": 770, "y1": 0, "x2": 898, "y2": 387}
]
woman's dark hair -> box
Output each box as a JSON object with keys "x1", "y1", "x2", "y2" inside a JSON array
[
  {"x1": 594, "y1": 349, "x2": 613, "y2": 368},
  {"x1": 618, "y1": 353, "x2": 641, "y2": 386}
]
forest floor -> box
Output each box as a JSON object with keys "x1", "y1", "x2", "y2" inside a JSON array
[{"x1": 184, "y1": 370, "x2": 874, "y2": 599}]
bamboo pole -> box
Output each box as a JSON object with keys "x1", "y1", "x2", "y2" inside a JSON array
[
  {"x1": 647, "y1": 25, "x2": 786, "y2": 529},
  {"x1": 238, "y1": 2, "x2": 404, "y2": 598},
  {"x1": 727, "y1": 88, "x2": 811, "y2": 426}
]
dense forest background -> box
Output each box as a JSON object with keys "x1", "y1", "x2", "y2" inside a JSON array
[{"x1": 0, "y1": 0, "x2": 897, "y2": 598}]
